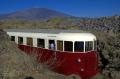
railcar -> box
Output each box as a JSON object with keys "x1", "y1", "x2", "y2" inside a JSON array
[{"x1": 5, "y1": 29, "x2": 98, "y2": 79}]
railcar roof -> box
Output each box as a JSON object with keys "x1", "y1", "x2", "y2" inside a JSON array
[
  {"x1": 4, "y1": 29, "x2": 85, "y2": 34},
  {"x1": 4, "y1": 29, "x2": 96, "y2": 41}
]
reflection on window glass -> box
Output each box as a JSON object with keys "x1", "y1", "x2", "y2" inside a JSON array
[
  {"x1": 57, "y1": 40, "x2": 63, "y2": 51},
  {"x1": 74, "y1": 42, "x2": 84, "y2": 52},
  {"x1": 37, "y1": 38, "x2": 45, "y2": 48},
  {"x1": 11, "y1": 36, "x2": 15, "y2": 41},
  {"x1": 85, "y1": 41, "x2": 93, "y2": 51},
  {"x1": 64, "y1": 41, "x2": 73, "y2": 52},
  {"x1": 18, "y1": 37, "x2": 23, "y2": 44},
  {"x1": 27, "y1": 37, "x2": 33, "y2": 46}
]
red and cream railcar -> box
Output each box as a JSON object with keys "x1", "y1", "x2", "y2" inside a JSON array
[{"x1": 5, "y1": 29, "x2": 98, "y2": 79}]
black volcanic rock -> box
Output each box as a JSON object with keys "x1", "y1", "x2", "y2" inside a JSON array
[{"x1": 0, "y1": 8, "x2": 73, "y2": 20}]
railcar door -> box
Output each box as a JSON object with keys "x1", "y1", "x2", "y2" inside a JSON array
[{"x1": 48, "y1": 40, "x2": 57, "y2": 60}]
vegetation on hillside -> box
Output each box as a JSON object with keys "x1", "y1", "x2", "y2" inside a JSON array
[{"x1": 0, "y1": 15, "x2": 120, "y2": 32}]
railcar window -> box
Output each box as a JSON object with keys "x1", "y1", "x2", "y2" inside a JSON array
[
  {"x1": 18, "y1": 37, "x2": 23, "y2": 44},
  {"x1": 64, "y1": 41, "x2": 73, "y2": 52},
  {"x1": 27, "y1": 37, "x2": 33, "y2": 46},
  {"x1": 57, "y1": 40, "x2": 63, "y2": 51},
  {"x1": 74, "y1": 42, "x2": 84, "y2": 52},
  {"x1": 37, "y1": 38, "x2": 45, "y2": 48},
  {"x1": 49, "y1": 40, "x2": 55, "y2": 50},
  {"x1": 85, "y1": 41, "x2": 93, "y2": 51},
  {"x1": 11, "y1": 36, "x2": 15, "y2": 41},
  {"x1": 94, "y1": 40, "x2": 97, "y2": 50}
]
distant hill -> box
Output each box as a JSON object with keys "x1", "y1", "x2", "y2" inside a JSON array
[
  {"x1": 0, "y1": 8, "x2": 73, "y2": 20},
  {"x1": 0, "y1": 8, "x2": 119, "y2": 32}
]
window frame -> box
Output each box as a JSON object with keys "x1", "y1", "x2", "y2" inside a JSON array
[
  {"x1": 27, "y1": 37, "x2": 33, "y2": 46},
  {"x1": 37, "y1": 38, "x2": 45, "y2": 48},
  {"x1": 74, "y1": 41, "x2": 84, "y2": 52},
  {"x1": 64, "y1": 41, "x2": 73, "y2": 52},
  {"x1": 11, "y1": 36, "x2": 15, "y2": 41},
  {"x1": 57, "y1": 40, "x2": 63, "y2": 51},
  {"x1": 48, "y1": 39, "x2": 56, "y2": 50},
  {"x1": 18, "y1": 37, "x2": 23, "y2": 45},
  {"x1": 85, "y1": 41, "x2": 93, "y2": 52},
  {"x1": 94, "y1": 40, "x2": 97, "y2": 51}
]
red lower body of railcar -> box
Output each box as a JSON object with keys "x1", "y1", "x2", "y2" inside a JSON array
[{"x1": 18, "y1": 45, "x2": 98, "y2": 79}]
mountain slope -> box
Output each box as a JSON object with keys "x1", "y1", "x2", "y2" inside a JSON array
[{"x1": 0, "y1": 8, "x2": 73, "y2": 20}]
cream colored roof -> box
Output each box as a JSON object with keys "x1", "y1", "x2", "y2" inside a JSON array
[
  {"x1": 5, "y1": 29, "x2": 96, "y2": 41},
  {"x1": 58, "y1": 33, "x2": 96, "y2": 41}
]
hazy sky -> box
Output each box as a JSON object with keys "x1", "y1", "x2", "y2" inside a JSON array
[{"x1": 0, "y1": 0, "x2": 120, "y2": 17}]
